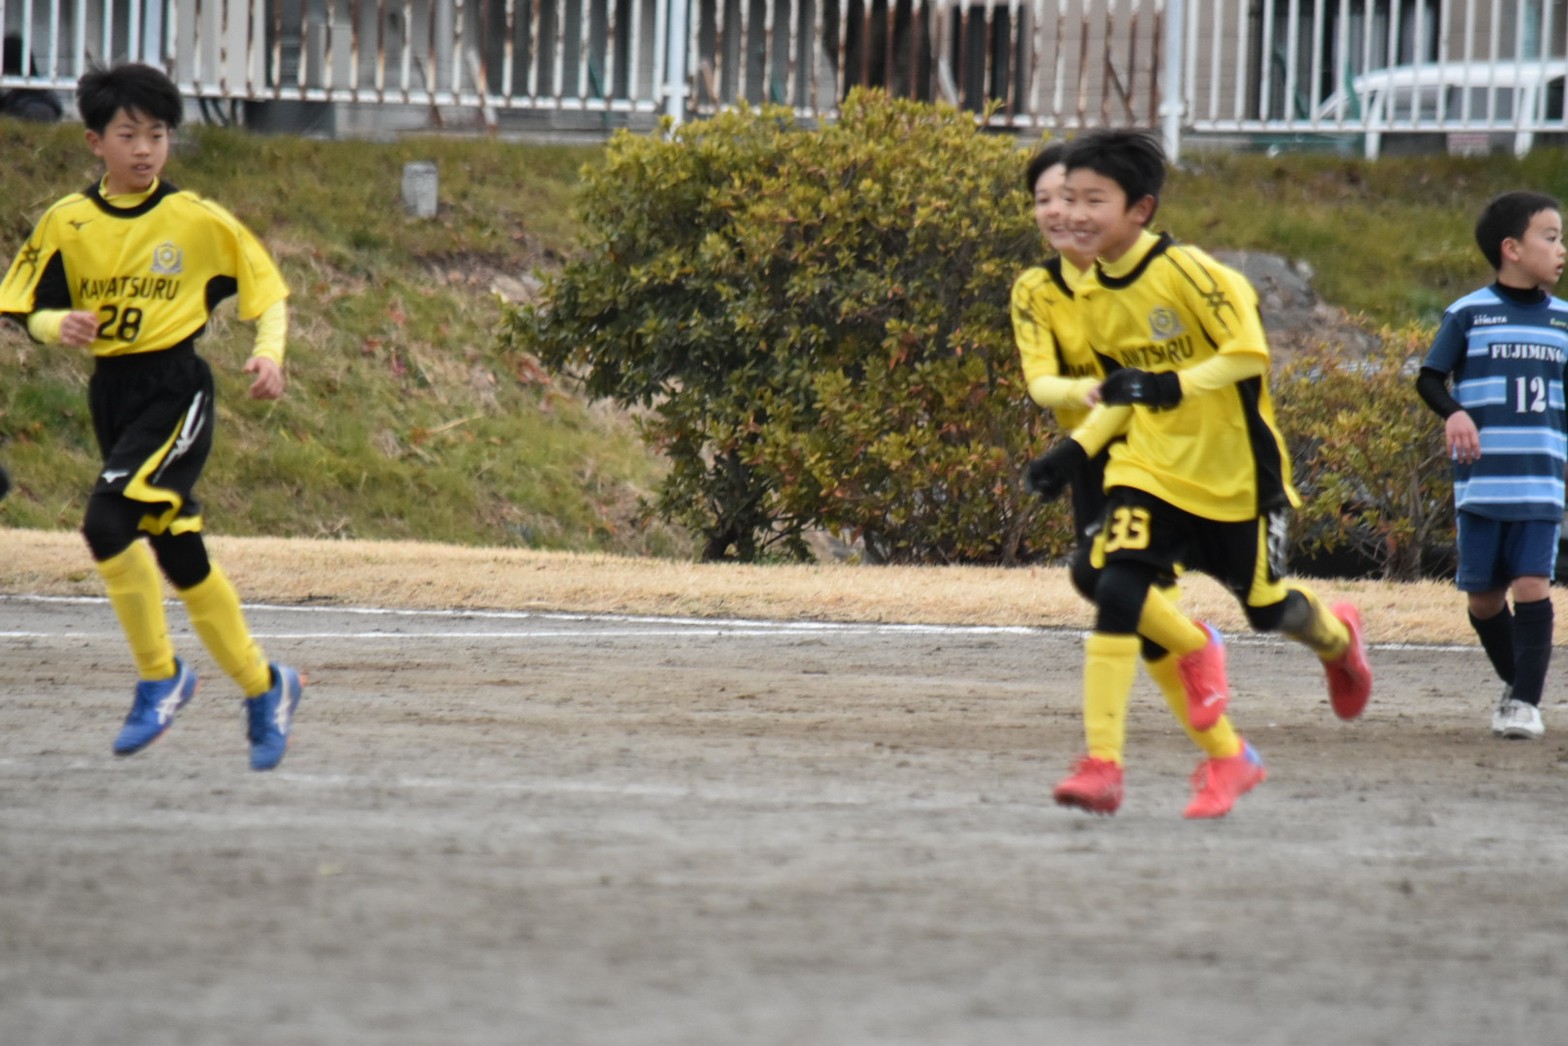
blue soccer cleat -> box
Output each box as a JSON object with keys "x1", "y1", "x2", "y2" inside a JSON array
[
  {"x1": 246, "y1": 663, "x2": 303, "y2": 771},
  {"x1": 113, "y1": 658, "x2": 199, "y2": 756}
]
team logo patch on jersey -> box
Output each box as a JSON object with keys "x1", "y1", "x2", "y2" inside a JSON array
[
  {"x1": 151, "y1": 242, "x2": 183, "y2": 276},
  {"x1": 1148, "y1": 306, "x2": 1186, "y2": 341}
]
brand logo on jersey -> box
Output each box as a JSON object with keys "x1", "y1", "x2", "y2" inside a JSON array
[
  {"x1": 1148, "y1": 307, "x2": 1186, "y2": 341},
  {"x1": 13, "y1": 243, "x2": 41, "y2": 282},
  {"x1": 68, "y1": 219, "x2": 92, "y2": 231},
  {"x1": 100, "y1": 468, "x2": 130, "y2": 483},
  {"x1": 1473, "y1": 314, "x2": 1508, "y2": 325},
  {"x1": 150, "y1": 242, "x2": 183, "y2": 276}
]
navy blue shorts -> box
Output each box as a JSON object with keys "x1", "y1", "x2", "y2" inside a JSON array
[{"x1": 1454, "y1": 511, "x2": 1561, "y2": 592}]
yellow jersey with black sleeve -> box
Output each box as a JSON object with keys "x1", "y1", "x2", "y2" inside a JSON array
[
  {"x1": 1011, "y1": 255, "x2": 1104, "y2": 431},
  {"x1": 1074, "y1": 229, "x2": 1299, "y2": 522},
  {"x1": 0, "y1": 178, "x2": 288, "y2": 360}
]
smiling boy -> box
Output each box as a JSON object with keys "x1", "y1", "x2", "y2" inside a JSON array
[
  {"x1": 1013, "y1": 143, "x2": 1247, "y2": 810},
  {"x1": 1415, "y1": 191, "x2": 1568, "y2": 740},
  {"x1": 0, "y1": 63, "x2": 303, "y2": 769},
  {"x1": 1028, "y1": 128, "x2": 1372, "y2": 818}
]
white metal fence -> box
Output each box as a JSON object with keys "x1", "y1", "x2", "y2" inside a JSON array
[{"x1": 2, "y1": 0, "x2": 1566, "y2": 157}]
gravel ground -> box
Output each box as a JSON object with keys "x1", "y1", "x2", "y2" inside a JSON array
[{"x1": 2, "y1": 594, "x2": 1566, "y2": 1046}]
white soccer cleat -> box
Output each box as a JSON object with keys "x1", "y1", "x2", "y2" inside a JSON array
[{"x1": 1493, "y1": 697, "x2": 1544, "y2": 740}]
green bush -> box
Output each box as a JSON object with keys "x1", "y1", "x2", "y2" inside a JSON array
[
  {"x1": 1275, "y1": 325, "x2": 1453, "y2": 581},
  {"x1": 503, "y1": 91, "x2": 1074, "y2": 563}
]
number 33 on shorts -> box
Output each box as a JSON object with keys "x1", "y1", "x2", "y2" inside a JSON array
[
  {"x1": 1103, "y1": 506, "x2": 1152, "y2": 552},
  {"x1": 1088, "y1": 505, "x2": 1153, "y2": 568}
]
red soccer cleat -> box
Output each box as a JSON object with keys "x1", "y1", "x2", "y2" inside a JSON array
[
  {"x1": 1177, "y1": 622, "x2": 1230, "y2": 732},
  {"x1": 1322, "y1": 602, "x2": 1372, "y2": 720},
  {"x1": 1184, "y1": 741, "x2": 1267, "y2": 820},
  {"x1": 1053, "y1": 756, "x2": 1125, "y2": 815}
]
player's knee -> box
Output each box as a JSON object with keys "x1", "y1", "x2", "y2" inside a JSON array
[
  {"x1": 80, "y1": 495, "x2": 141, "y2": 562},
  {"x1": 1069, "y1": 545, "x2": 1100, "y2": 602},
  {"x1": 1245, "y1": 597, "x2": 1291, "y2": 634},
  {"x1": 149, "y1": 530, "x2": 212, "y2": 590},
  {"x1": 1094, "y1": 562, "x2": 1155, "y2": 635}
]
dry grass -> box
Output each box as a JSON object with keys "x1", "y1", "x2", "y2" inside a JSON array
[{"x1": 0, "y1": 527, "x2": 1499, "y2": 647}]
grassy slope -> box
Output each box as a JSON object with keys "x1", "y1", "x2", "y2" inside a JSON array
[
  {"x1": 2, "y1": 117, "x2": 1566, "y2": 557},
  {"x1": 1167, "y1": 148, "x2": 1568, "y2": 324},
  {"x1": 0, "y1": 120, "x2": 683, "y2": 555}
]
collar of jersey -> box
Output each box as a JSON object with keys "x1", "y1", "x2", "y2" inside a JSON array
[
  {"x1": 1095, "y1": 230, "x2": 1171, "y2": 289},
  {"x1": 1043, "y1": 256, "x2": 1082, "y2": 298},
  {"x1": 84, "y1": 177, "x2": 177, "y2": 218}
]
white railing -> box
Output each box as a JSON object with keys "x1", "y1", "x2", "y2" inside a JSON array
[{"x1": 2, "y1": 0, "x2": 1565, "y2": 157}]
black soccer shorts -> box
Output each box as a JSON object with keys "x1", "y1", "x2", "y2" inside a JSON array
[
  {"x1": 86, "y1": 343, "x2": 215, "y2": 533},
  {"x1": 1090, "y1": 486, "x2": 1290, "y2": 610}
]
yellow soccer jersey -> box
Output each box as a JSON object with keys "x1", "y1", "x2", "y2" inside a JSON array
[
  {"x1": 1075, "y1": 230, "x2": 1299, "y2": 521},
  {"x1": 0, "y1": 179, "x2": 287, "y2": 358},
  {"x1": 1010, "y1": 256, "x2": 1103, "y2": 431}
]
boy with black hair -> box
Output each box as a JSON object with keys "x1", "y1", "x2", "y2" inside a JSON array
[
  {"x1": 1415, "y1": 190, "x2": 1568, "y2": 740},
  {"x1": 1013, "y1": 142, "x2": 1244, "y2": 813},
  {"x1": 0, "y1": 62, "x2": 303, "y2": 770},
  {"x1": 1027, "y1": 128, "x2": 1372, "y2": 818}
]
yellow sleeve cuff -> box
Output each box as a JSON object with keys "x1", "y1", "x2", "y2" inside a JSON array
[
  {"x1": 249, "y1": 300, "x2": 288, "y2": 366},
  {"x1": 25, "y1": 310, "x2": 69, "y2": 344},
  {"x1": 1027, "y1": 375, "x2": 1100, "y2": 411},
  {"x1": 1178, "y1": 348, "x2": 1268, "y2": 396},
  {"x1": 1068, "y1": 404, "x2": 1134, "y2": 458}
]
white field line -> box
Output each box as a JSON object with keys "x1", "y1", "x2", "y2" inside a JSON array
[{"x1": 0, "y1": 592, "x2": 1463, "y2": 652}]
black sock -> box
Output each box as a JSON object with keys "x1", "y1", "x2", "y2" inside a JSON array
[
  {"x1": 1510, "y1": 598, "x2": 1554, "y2": 707},
  {"x1": 1469, "y1": 606, "x2": 1516, "y2": 687}
]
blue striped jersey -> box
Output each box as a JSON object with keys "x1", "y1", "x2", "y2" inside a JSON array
[{"x1": 1424, "y1": 284, "x2": 1568, "y2": 521}]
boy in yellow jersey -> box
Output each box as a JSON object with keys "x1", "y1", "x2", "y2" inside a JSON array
[
  {"x1": 0, "y1": 63, "x2": 303, "y2": 771},
  {"x1": 1012, "y1": 143, "x2": 1243, "y2": 807},
  {"x1": 1026, "y1": 128, "x2": 1372, "y2": 818}
]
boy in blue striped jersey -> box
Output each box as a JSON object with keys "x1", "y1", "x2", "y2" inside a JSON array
[{"x1": 1416, "y1": 191, "x2": 1568, "y2": 740}]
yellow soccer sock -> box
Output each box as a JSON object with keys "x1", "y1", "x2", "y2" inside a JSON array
[
  {"x1": 1281, "y1": 585, "x2": 1350, "y2": 660},
  {"x1": 1084, "y1": 632, "x2": 1141, "y2": 764},
  {"x1": 178, "y1": 563, "x2": 272, "y2": 697},
  {"x1": 1137, "y1": 585, "x2": 1207, "y2": 657},
  {"x1": 1143, "y1": 652, "x2": 1243, "y2": 759},
  {"x1": 97, "y1": 542, "x2": 176, "y2": 681}
]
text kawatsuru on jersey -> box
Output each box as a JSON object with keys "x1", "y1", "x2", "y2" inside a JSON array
[
  {"x1": 0, "y1": 179, "x2": 287, "y2": 358},
  {"x1": 1073, "y1": 231, "x2": 1298, "y2": 522}
]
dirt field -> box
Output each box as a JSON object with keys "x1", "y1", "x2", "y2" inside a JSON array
[{"x1": 3, "y1": 586, "x2": 1567, "y2": 1046}]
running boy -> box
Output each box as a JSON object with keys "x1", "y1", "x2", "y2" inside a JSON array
[
  {"x1": 1027, "y1": 128, "x2": 1372, "y2": 817},
  {"x1": 1013, "y1": 143, "x2": 1245, "y2": 817},
  {"x1": 0, "y1": 62, "x2": 303, "y2": 770},
  {"x1": 1415, "y1": 190, "x2": 1568, "y2": 740}
]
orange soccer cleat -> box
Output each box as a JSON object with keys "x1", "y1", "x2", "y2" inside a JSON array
[
  {"x1": 1053, "y1": 756, "x2": 1125, "y2": 815},
  {"x1": 1184, "y1": 741, "x2": 1267, "y2": 820},
  {"x1": 1322, "y1": 602, "x2": 1372, "y2": 720},
  {"x1": 1177, "y1": 622, "x2": 1230, "y2": 732}
]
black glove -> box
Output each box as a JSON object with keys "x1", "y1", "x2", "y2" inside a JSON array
[
  {"x1": 1100, "y1": 367, "x2": 1183, "y2": 408},
  {"x1": 0, "y1": 464, "x2": 9, "y2": 502},
  {"x1": 1025, "y1": 440, "x2": 1088, "y2": 501}
]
